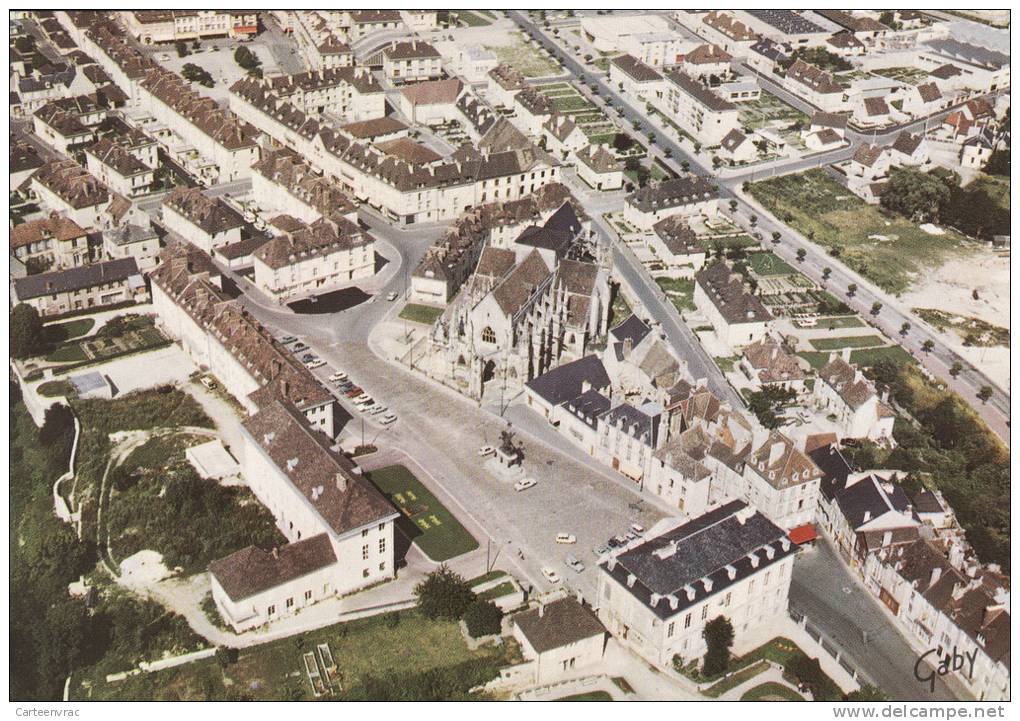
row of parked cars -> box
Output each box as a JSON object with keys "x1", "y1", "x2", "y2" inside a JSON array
[{"x1": 279, "y1": 335, "x2": 397, "y2": 426}]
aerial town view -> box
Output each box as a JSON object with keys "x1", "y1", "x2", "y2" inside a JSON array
[{"x1": 8, "y1": 8, "x2": 1011, "y2": 708}]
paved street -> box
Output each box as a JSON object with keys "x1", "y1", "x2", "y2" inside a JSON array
[
  {"x1": 791, "y1": 537, "x2": 965, "y2": 701},
  {"x1": 509, "y1": 12, "x2": 1009, "y2": 443}
]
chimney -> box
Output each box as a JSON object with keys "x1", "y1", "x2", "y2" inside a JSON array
[
  {"x1": 280, "y1": 378, "x2": 290, "y2": 397},
  {"x1": 538, "y1": 603, "x2": 545, "y2": 618},
  {"x1": 863, "y1": 510, "x2": 872, "y2": 523},
  {"x1": 287, "y1": 457, "x2": 299, "y2": 471},
  {"x1": 623, "y1": 337, "x2": 633, "y2": 355},
  {"x1": 271, "y1": 547, "x2": 279, "y2": 559},
  {"x1": 335, "y1": 471, "x2": 347, "y2": 492}
]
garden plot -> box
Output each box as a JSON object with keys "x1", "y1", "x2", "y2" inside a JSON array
[
  {"x1": 738, "y1": 91, "x2": 808, "y2": 132},
  {"x1": 534, "y1": 82, "x2": 624, "y2": 143},
  {"x1": 484, "y1": 31, "x2": 560, "y2": 78},
  {"x1": 872, "y1": 66, "x2": 928, "y2": 86}
]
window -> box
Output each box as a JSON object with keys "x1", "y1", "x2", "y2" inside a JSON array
[
  {"x1": 481, "y1": 326, "x2": 496, "y2": 344},
  {"x1": 667, "y1": 622, "x2": 675, "y2": 638},
  {"x1": 362, "y1": 544, "x2": 370, "y2": 560},
  {"x1": 267, "y1": 605, "x2": 276, "y2": 616},
  {"x1": 684, "y1": 613, "x2": 692, "y2": 629},
  {"x1": 305, "y1": 590, "x2": 312, "y2": 601},
  {"x1": 701, "y1": 605, "x2": 708, "y2": 620},
  {"x1": 363, "y1": 568, "x2": 370, "y2": 578},
  {"x1": 379, "y1": 562, "x2": 385, "y2": 571},
  {"x1": 286, "y1": 597, "x2": 294, "y2": 609},
  {"x1": 378, "y1": 538, "x2": 386, "y2": 554},
  {"x1": 379, "y1": 523, "x2": 385, "y2": 532}
]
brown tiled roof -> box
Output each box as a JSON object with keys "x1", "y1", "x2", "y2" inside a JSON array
[
  {"x1": 209, "y1": 533, "x2": 337, "y2": 602},
  {"x1": 32, "y1": 159, "x2": 109, "y2": 209},
  {"x1": 627, "y1": 176, "x2": 718, "y2": 213},
  {"x1": 703, "y1": 11, "x2": 758, "y2": 42},
  {"x1": 35, "y1": 103, "x2": 91, "y2": 139},
  {"x1": 891, "y1": 131, "x2": 923, "y2": 156},
  {"x1": 694, "y1": 261, "x2": 772, "y2": 324},
  {"x1": 14, "y1": 257, "x2": 139, "y2": 300},
  {"x1": 493, "y1": 249, "x2": 552, "y2": 316},
  {"x1": 811, "y1": 111, "x2": 848, "y2": 130},
  {"x1": 86, "y1": 137, "x2": 150, "y2": 177},
  {"x1": 351, "y1": 9, "x2": 401, "y2": 24},
  {"x1": 544, "y1": 114, "x2": 579, "y2": 142},
  {"x1": 515, "y1": 85, "x2": 553, "y2": 116},
  {"x1": 400, "y1": 78, "x2": 462, "y2": 106},
  {"x1": 513, "y1": 597, "x2": 605, "y2": 653},
  {"x1": 815, "y1": 10, "x2": 888, "y2": 33},
  {"x1": 488, "y1": 63, "x2": 527, "y2": 91},
  {"x1": 252, "y1": 148, "x2": 357, "y2": 218},
  {"x1": 11, "y1": 214, "x2": 88, "y2": 250},
  {"x1": 652, "y1": 215, "x2": 704, "y2": 257},
  {"x1": 788, "y1": 59, "x2": 842, "y2": 95},
  {"x1": 916, "y1": 81, "x2": 942, "y2": 103},
  {"x1": 376, "y1": 137, "x2": 442, "y2": 165},
  {"x1": 853, "y1": 143, "x2": 885, "y2": 168},
  {"x1": 827, "y1": 31, "x2": 865, "y2": 50},
  {"x1": 720, "y1": 128, "x2": 749, "y2": 152},
  {"x1": 576, "y1": 144, "x2": 622, "y2": 174},
  {"x1": 685, "y1": 43, "x2": 732, "y2": 65},
  {"x1": 818, "y1": 356, "x2": 876, "y2": 409},
  {"x1": 742, "y1": 337, "x2": 806, "y2": 384},
  {"x1": 165, "y1": 187, "x2": 245, "y2": 235},
  {"x1": 929, "y1": 64, "x2": 961, "y2": 80},
  {"x1": 748, "y1": 431, "x2": 820, "y2": 490},
  {"x1": 383, "y1": 40, "x2": 439, "y2": 60},
  {"x1": 475, "y1": 246, "x2": 516, "y2": 279},
  {"x1": 610, "y1": 54, "x2": 662, "y2": 83},
  {"x1": 812, "y1": 128, "x2": 842, "y2": 145},
  {"x1": 340, "y1": 115, "x2": 407, "y2": 139},
  {"x1": 863, "y1": 96, "x2": 890, "y2": 117},
  {"x1": 254, "y1": 215, "x2": 370, "y2": 270},
  {"x1": 242, "y1": 399, "x2": 397, "y2": 536}
]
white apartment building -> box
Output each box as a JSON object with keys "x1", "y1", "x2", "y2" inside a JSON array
[
  {"x1": 161, "y1": 186, "x2": 246, "y2": 254},
  {"x1": 596, "y1": 501, "x2": 798, "y2": 668},
  {"x1": 814, "y1": 355, "x2": 896, "y2": 443},
  {"x1": 85, "y1": 138, "x2": 154, "y2": 198},
  {"x1": 623, "y1": 176, "x2": 719, "y2": 231},
  {"x1": 382, "y1": 40, "x2": 442, "y2": 83},
  {"x1": 656, "y1": 70, "x2": 740, "y2": 146},
  {"x1": 693, "y1": 262, "x2": 772, "y2": 351},
  {"x1": 609, "y1": 54, "x2": 665, "y2": 102},
  {"x1": 121, "y1": 10, "x2": 257, "y2": 44},
  {"x1": 729, "y1": 431, "x2": 822, "y2": 531}
]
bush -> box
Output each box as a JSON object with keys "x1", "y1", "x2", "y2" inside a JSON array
[
  {"x1": 414, "y1": 566, "x2": 476, "y2": 620},
  {"x1": 702, "y1": 616, "x2": 734, "y2": 677},
  {"x1": 40, "y1": 404, "x2": 75, "y2": 446},
  {"x1": 463, "y1": 599, "x2": 503, "y2": 638},
  {"x1": 789, "y1": 653, "x2": 826, "y2": 697}
]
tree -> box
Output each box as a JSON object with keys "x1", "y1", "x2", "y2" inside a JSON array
[
  {"x1": 663, "y1": 147, "x2": 672, "y2": 159},
  {"x1": 871, "y1": 301, "x2": 882, "y2": 316},
  {"x1": 681, "y1": 160, "x2": 690, "y2": 172},
  {"x1": 10, "y1": 303, "x2": 44, "y2": 358},
  {"x1": 746, "y1": 387, "x2": 796, "y2": 429},
  {"x1": 176, "y1": 40, "x2": 189, "y2": 58},
  {"x1": 921, "y1": 340, "x2": 934, "y2": 353},
  {"x1": 728, "y1": 199, "x2": 738, "y2": 213},
  {"x1": 900, "y1": 322, "x2": 911, "y2": 336},
  {"x1": 40, "y1": 404, "x2": 75, "y2": 446},
  {"x1": 462, "y1": 599, "x2": 503, "y2": 638},
  {"x1": 749, "y1": 214, "x2": 758, "y2": 226},
  {"x1": 822, "y1": 267, "x2": 832, "y2": 281},
  {"x1": 846, "y1": 684, "x2": 888, "y2": 702},
  {"x1": 789, "y1": 653, "x2": 827, "y2": 697},
  {"x1": 847, "y1": 283, "x2": 857, "y2": 297},
  {"x1": 771, "y1": 231, "x2": 781, "y2": 244},
  {"x1": 796, "y1": 249, "x2": 806, "y2": 262},
  {"x1": 880, "y1": 167, "x2": 951, "y2": 223},
  {"x1": 702, "y1": 616, "x2": 734, "y2": 677},
  {"x1": 949, "y1": 361, "x2": 963, "y2": 378},
  {"x1": 234, "y1": 45, "x2": 261, "y2": 72},
  {"x1": 413, "y1": 566, "x2": 476, "y2": 620},
  {"x1": 977, "y1": 386, "x2": 993, "y2": 404}
]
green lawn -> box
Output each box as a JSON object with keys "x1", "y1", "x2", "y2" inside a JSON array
[
  {"x1": 702, "y1": 660, "x2": 769, "y2": 697},
  {"x1": 609, "y1": 287, "x2": 632, "y2": 328},
  {"x1": 742, "y1": 682, "x2": 804, "y2": 701},
  {"x1": 469, "y1": 570, "x2": 508, "y2": 588},
  {"x1": 748, "y1": 169, "x2": 976, "y2": 295},
  {"x1": 365, "y1": 465, "x2": 478, "y2": 562},
  {"x1": 399, "y1": 303, "x2": 444, "y2": 326},
  {"x1": 550, "y1": 95, "x2": 595, "y2": 113},
  {"x1": 798, "y1": 351, "x2": 832, "y2": 370},
  {"x1": 557, "y1": 691, "x2": 613, "y2": 701},
  {"x1": 706, "y1": 235, "x2": 760, "y2": 252},
  {"x1": 46, "y1": 344, "x2": 89, "y2": 362},
  {"x1": 78, "y1": 610, "x2": 510, "y2": 701},
  {"x1": 479, "y1": 580, "x2": 517, "y2": 600},
  {"x1": 46, "y1": 317, "x2": 95, "y2": 343},
  {"x1": 850, "y1": 345, "x2": 915, "y2": 368},
  {"x1": 655, "y1": 277, "x2": 695, "y2": 312},
  {"x1": 809, "y1": 335, "x2": 886, "y2": 351},
  {"x1": 37, "y1": 380, "x2": 75, "y2": 398},
  {"x1": 452, "y1": 10, "x2": 491, "y2": 26},
  {"x1": 747, "y1": 251, "x2": 796, "y2": 277},
  {"x1": 815, "y1": 316, "x2": 866, "y2": 329}
]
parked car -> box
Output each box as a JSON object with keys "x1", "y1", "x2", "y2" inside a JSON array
[
  {"x1": 308, "y1": 359, "x2": 326, "y2": 369},
  {"x1": 337, "y1": 381, "x2": 353, "y2": 392},
  {"x1": 379, "y1": 413, "x2": 397, "y2": 425},
  {"x1": 200, "y1": 376, "x2": 217, "y2": 390},
  {"x1": 565, "y1": 555, "x2": 585, "y2": 573},
  {"x1": 369, "y1": 404, "x2": 387, "y2": 415},
  {"x1": 328, "y1": 372, "x2": 346, "y2": 382},
  {"x1": 556, "y1": 533, "x2": 577, "y2": 545},
  {"x1": 541, "y1": 567, "x2": 560, "y2": 584},
  {"x1": 478, "y1": 445, "x2": 495, "y2": 457},
  {"x1": 386, "y1": 291, "x2": 398, "y2": 301},
  {"x1": 291, "y1": 342, "x2": 308, "y2": 353},
  {"x1": 593, "y1": 544, "x2": 610, "y2": 557},
  {"x1": 280, "y1": 335, "x2": 297, "y2": 344},
  {"x1": 630, "y1": 523, "x2": 645, "y2": 535},
  {"x1": 344, "y1": 387, "x2": 363, "y2": 398},
  {"x1": 513, "y1": 478, "x2": 537, "y2": 492},
  {"x1": 625, "y1": 531, "x2": 638, "y2": 542}
]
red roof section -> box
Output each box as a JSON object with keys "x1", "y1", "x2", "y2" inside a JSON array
[{"x1": 789, "y1": 524, "x2": 817, "y2": 545}]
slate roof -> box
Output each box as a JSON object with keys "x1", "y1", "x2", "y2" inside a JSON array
[
  {"x1": 665, "y1": 70, "x2": 736, "y2": 112},
  {"x1": 560, "y1": 388, "x2": 612, "y2": 429},
  {"x1": 525, "y1": 355, "x2": 610, "y2": 407},
  {"x1": 811, "y1": 111, "x2": 848, "y2": 130},
  {"x1": 694, "y1": 261, "x2": 772, "y2": 325},
  {"x1": 513, "y1": 597, "x2": 606, "y2": 653},
  {"x1": 254, "y1": 216, "x2": 370, "y2": 270},
  {"x1": 14, "y1": 257, "x2": 139, "y2": 299},
  {"x1": 602, "y1": 500, "x2": 795, "y2": 619},
  {"x1": 611, "y1": 54, "x2": 662, "y2": 83},
  {"x1": 165, "y1": 187, "x2": 245, "y2": 236},
  {"x1": 627, "y1": 176, "x2": 718, "y2": 214},
  {"x1": 610, "y1": 313, "x2": 651, "y2": 348},
  {"x1": 242, "y1": 399, "x2": 398, "y2": 537},
  {"x1": 808, "y1": 444, "x2": 855, "y2": 502},
  {"x1": 209, "y1": 533, "x2": 337, "y2": 602},
  {"x1": 836, "y1": 475, "x2": 914, "y2": 530},
  {"x1": 652, "y1": 215, "x2": 705, "y2": 257},
  {"x1": 603, "y1": 402, "x2": 660, "y2": 447},
  {"x1": 10, "y1": 135, "x2": 44, "y2": 174}
]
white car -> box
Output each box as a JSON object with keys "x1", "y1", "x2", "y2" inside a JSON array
[
  {"x1": 306, "y1": 359, "x2": 326, "y2": 369},
  {"x1": 328, "y1": 372, "x2": 347, "y2": 382},
  {"x1": 353, "y1": 394, "x2": 371, "y2": 404},
  {"x1": 386, "y1": 291, "x2": 398, "y2": 301},
  {"x1": 513, "y1": 478, "x2": 537, "y2": 492},
  {"x1": 478, "y1": 445, "x2": 496, "y2": 457},
  {"x1": 379, "y1": 413, "x2": 397, "y2": 425},
  {"x1": 630, "y1": 523, "x2": 645, "y2": 535},
  {"x1": 556, "y1": 533, "x2": 577, "y2": 545},
  {"x1": 565, "y1": 555, "x2": 585, "y2": 573},
  {"x1": 199, "y1": 376, "x2": 217, "y2": 390},
  {"x1": 369, "y1": 404, "x2": 387, "y2": 415},
  {"x1": 541, "y1": 567, "x2": 561, "y2": 584}
]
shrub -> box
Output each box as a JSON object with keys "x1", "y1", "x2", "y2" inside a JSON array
[
  {"x1": 702, "y1": 616, "x2": 734, "y2": 677},
  {"x1": 414, "y1": 566, "x2": 476, "y2": 620},
  {"x1": 463, "y1": 599, "x2": 503, "y2": 638}
]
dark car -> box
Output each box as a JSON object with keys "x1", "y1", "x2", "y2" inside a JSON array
[
  {"x1": 344, "y1": 387, "x2": 363, "y2": 398},
  {"x1": 291, "y1": 342, "x2": 308, "y2": 353}
]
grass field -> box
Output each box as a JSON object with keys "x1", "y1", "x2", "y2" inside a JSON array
[
  {"x1": 655, "y1": 277, "x2": 695, "y2": 313},
  {"x1": 485, "y1": 32, "x2": 559, "y2": 78},
  {"x1": 741, "y1": 682, "x2": 804, "y2": 701},
  {"x1": 399, "y1": 303, "x2": 444, "y2": 326},
  {"x1": 814, "y1": 316, "x2": 865, "y2": 329},
  {"x1": 609, "y1": 287, "x2": 632, "y2": 328},
  {"x1": 913, "y1": 308, "x2": 1009, "y2": 347},
  {"x1": 747, "y1": 251, "x2": 796, "y2": 277},
  {"x1": 798, "y1": 351, "x2": 831, "y2": 371},
  {"x1": 850, "y1": 345, "x2": 915, "y2": 368},
  {"x1": 748, "y1": 169, "x2": 976, "y2": 295},
  {"x1": 79, "y1": 610, "x2": 508, "y2": 701},
  {"x1": 452, "y1": 10, "x2": 491, "y2": 26},
  {"x1": 365, "y1": 465, "x2": 478, "y2": 562},
  {"x1": 706, "y1": 234, "x2": 760, "y2": 252},
  {"x1": 45, "y1": 317, "x2": 95, "y2": 342},
  {"x1": 809, "y1": 335, "x2": 886, "y2": 351},
  {"x1": 556, "y1": 691, "x2": 613, "y2": 701},
  {"x1": 738, "y1": 91, "x2": 808, "y2": 131}
]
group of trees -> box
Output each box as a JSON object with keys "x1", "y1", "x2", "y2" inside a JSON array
[
  {"x1": 414, "y1": 566, "x2": 504, "y2": 638},
  {"x1": 881, "y1": 167, "x2": 1009, "y2": 240},
  {"x1": 746, "y1": 386, "x2": 798, "y2": 429},
  {"x1": 234, "y1": 45, "x2": 263, "y2": 78},
  {"x1": 182, "y1": 63, "x2": 214, "y2": 88}
]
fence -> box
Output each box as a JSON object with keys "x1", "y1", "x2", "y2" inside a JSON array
[{"x1": 789, "y1": 607, "x2": 876, "y2": 688}]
